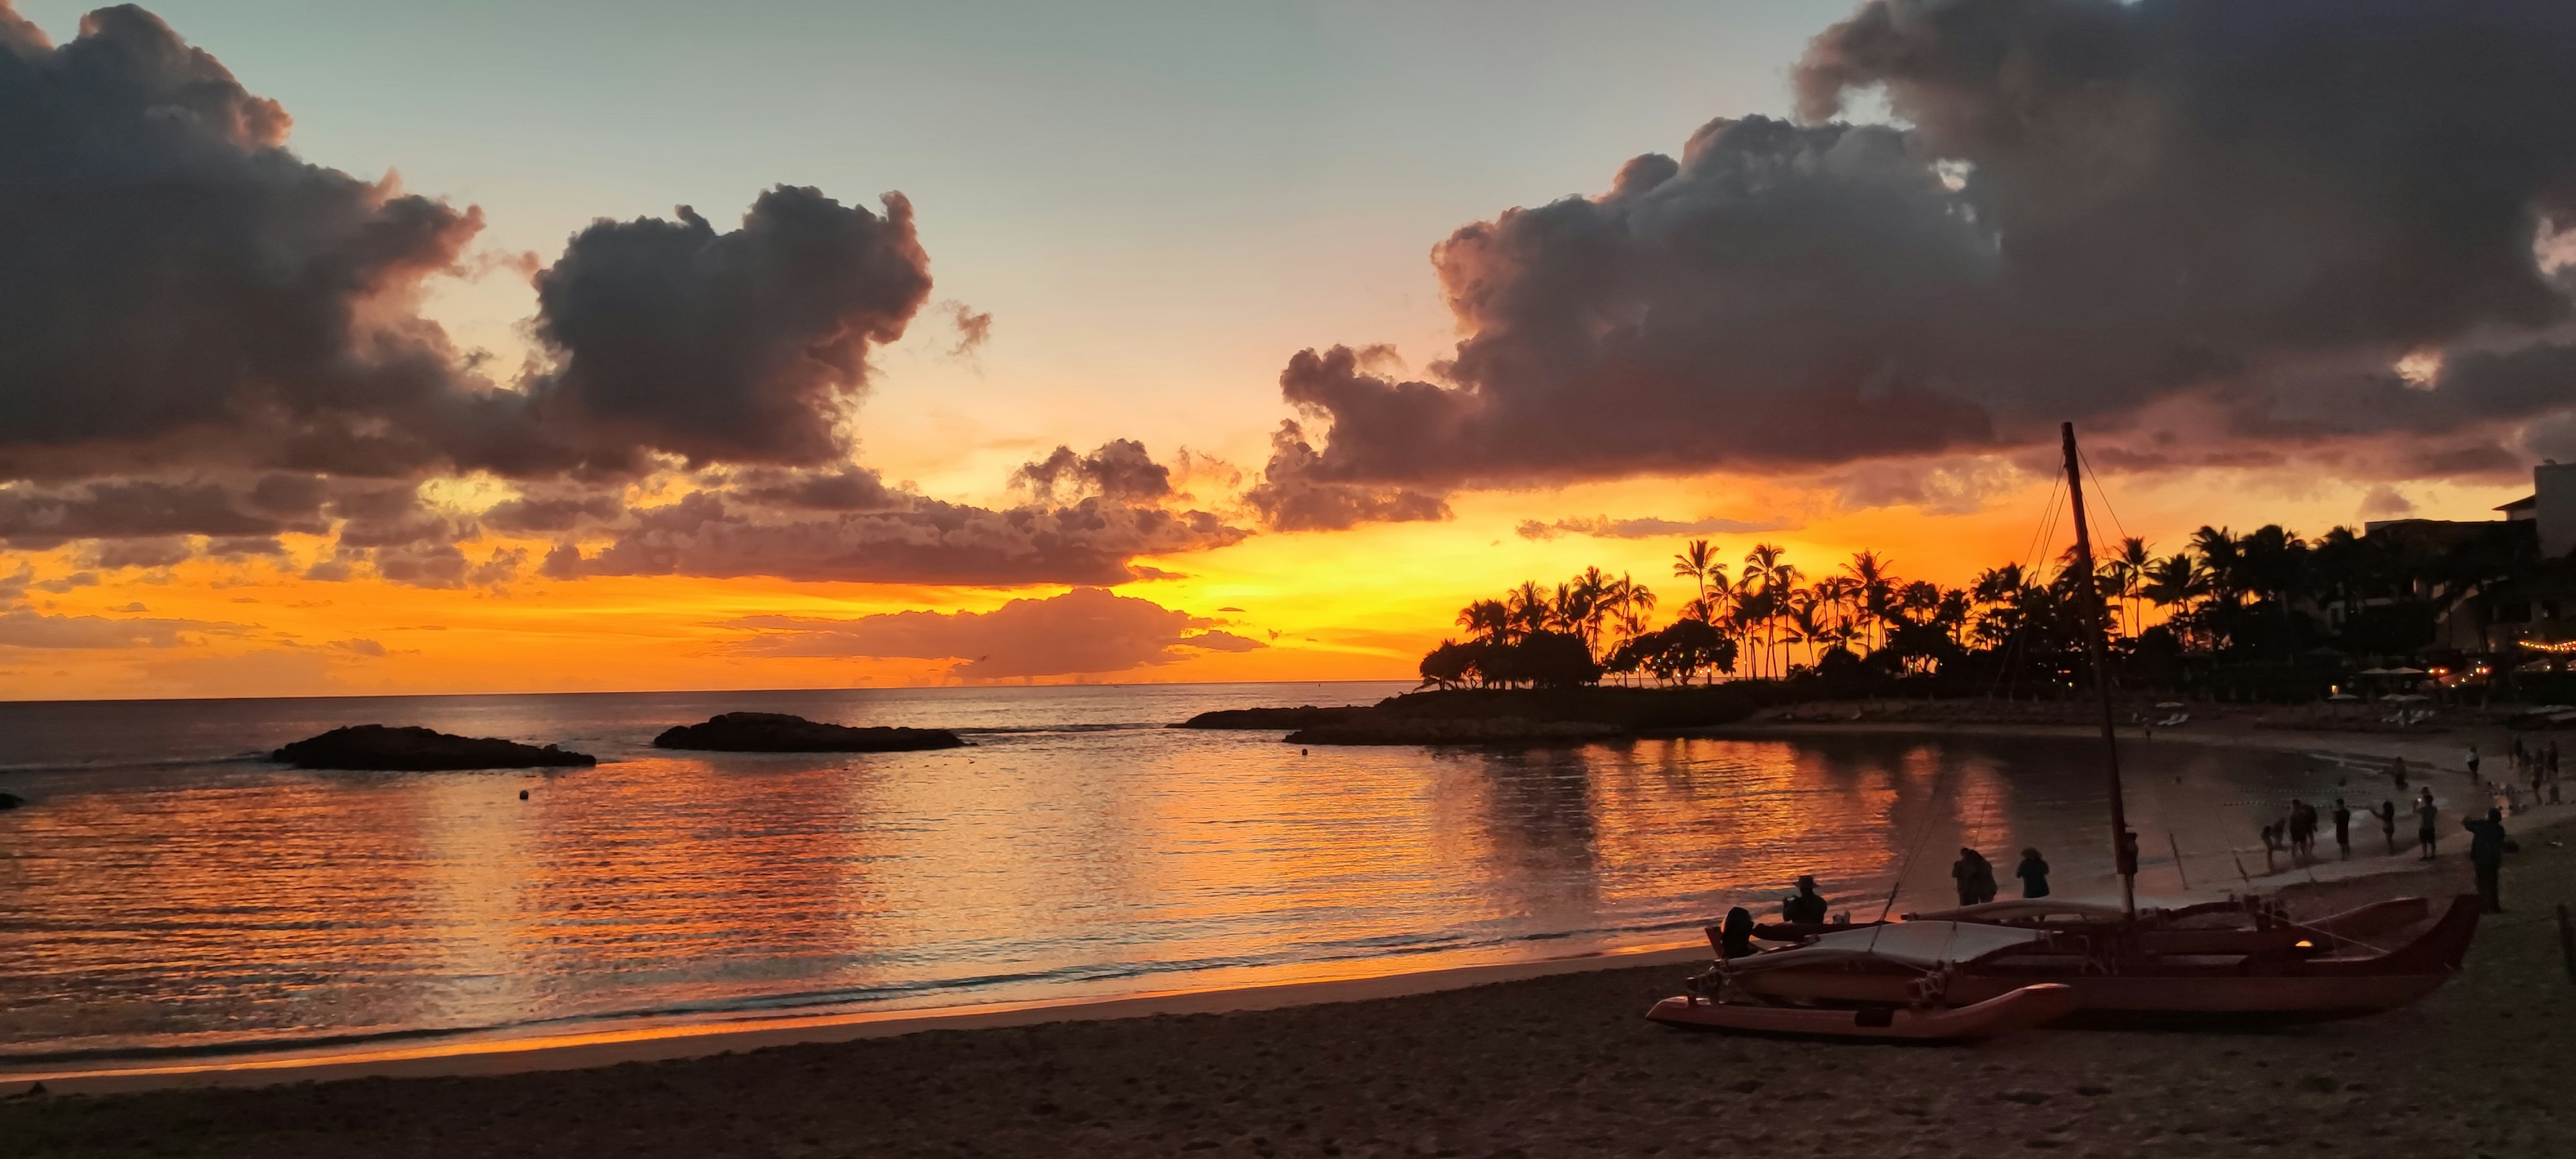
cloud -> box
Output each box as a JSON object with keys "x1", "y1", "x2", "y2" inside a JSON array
[
  {"x1": 714, "y1": 586, "x2": 1265, "y2": 678},
  {"x1": 0, "y1": 608, "x2": 243, "y2": 649},
  {"x1": 1258, "y1": 0, "x2": 2576, "y2": 519},
  {"x1": 1515, "y1": 514, "x2": 1795, "y2": 541},
  {"x1": 0, "y1": 9, "x2": 1223, "y2": 592},
  {"x1": 1242, "y1": 419, "x2": 1450, "y2": 531},
  {"x1": 942, "y1": 300, "x2": 994, "y2": 356},
  {"x1": 524, "y1": 185, "x2": 931, "y2": 468},
  {"x1": 0, "y1": 5, "x2": 546, "y2": 484},
  {"x1": 2359, "y1": 485, "x2": 2416, "y2": 520},
  {"x1": 548, "y1": 491, "x2": 1244, "y2": 586},
  {"x1": 1012, "y1": 439, "x2": 1173, "y2": 504}
]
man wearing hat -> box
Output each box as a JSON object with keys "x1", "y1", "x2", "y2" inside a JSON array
[{"x1": 1780, "y1": 875, "x2": 1829, "y2": 924}]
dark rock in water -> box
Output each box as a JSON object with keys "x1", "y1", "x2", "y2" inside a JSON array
[
  {"x1": 1173, "y1": 706, "x2": 1371, "y2": 730},
  {"x1": 1283, "y1": 716, "x2": 1628, "y2": 747},
  {"x1": 0, "y1": 791, "x2": 23, "y2": 810},
  {"x1": 272, "y1": 725, "x2": 597, "y2": 771},
  {"x1": 653, "y1": 712, "x2": 965, "y2": 753}
]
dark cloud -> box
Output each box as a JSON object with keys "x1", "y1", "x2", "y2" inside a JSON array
[
  {"x1": 714, "y1": 586, "x2": 1264, "y2": 679},
  {"x1": 525, "y1": 186, "x2": 932, "y2": 468},
  {"x1": 0, "y1": 480, "x2": 326, "y2": 550},
  {"x1": 1263, "y1": 0, "x2": 2576, "y2": 518},
  {"x1": 1515, "y1": 514, "x2": 1796, "y2": 541},
  {"x1": 1012, "y1": 439, "x2": 1173, "y2": 504},
  {"x1": 1242, "y1": 419, "x2": 1450, "y2": 532},
  {"x1": 548, "y1": 492, "x2": 1244, "y2": 587},
  {"x1": 0, "y1": 3, "x2": 511, "y2": 482}
]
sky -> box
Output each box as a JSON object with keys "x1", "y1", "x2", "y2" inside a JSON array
[{"x1": 3, "y1": 0, "x2": 2573, "y2": 699}]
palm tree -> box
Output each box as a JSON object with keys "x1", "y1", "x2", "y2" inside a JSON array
[
  {"x1": 1743, "y1": 543, "x2": 1799, "y2": 679},
  {"x1": 2190, "y1": 526, "x2": 2243, "y2": 609},
  {"x1": 1456, "y1": 598, "x2": 1509, "y2": 644},
  {"x1": 1672, "y1": 540, "x2": 1723, "y2": 609},
  {"x1": 1505, "y1": 581, "x2": 1550, "y2": 641},
  {"x1": 1841, "y1": 551, "x2": 1900, "y2": 652},
  {"x1": 2107, "y1": 536, "x2": 2152, "y2": 637}
]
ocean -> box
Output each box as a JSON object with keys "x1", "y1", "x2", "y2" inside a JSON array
[{"x1": 0, "y1": 683, "x2": 2379, "y2": 1063}]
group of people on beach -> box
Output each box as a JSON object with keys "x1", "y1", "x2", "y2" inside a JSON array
[{"x1": 1946, "y1": 846, "x2": 2049, "y2": 906}]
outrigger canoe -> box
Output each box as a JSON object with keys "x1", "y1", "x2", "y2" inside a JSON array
[{"x1": 1647, "y1": 983, "x2": 2078, "y2": 1042}]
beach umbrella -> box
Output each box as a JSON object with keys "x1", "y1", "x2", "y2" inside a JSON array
[
  {"x1": 2386, "y1": 667, "x2": 2426, "y2": 675},
  {"x1": 2355, "y1": 667, "x2": 2396, "y2": 676},
  {"x1": 2383, "y1": 693, "x2": 2429, "y2": 703},
  {"x1": 2155, "y1": 701, "x2": 2184, "y2": 709},
  {"x1": 2326, "y1": 693, "x2": 2359, "y2": 702}
]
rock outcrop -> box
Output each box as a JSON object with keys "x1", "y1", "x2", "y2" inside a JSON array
[
  {"x1": 272, "y1": 725, "x2": 597, "y2": 771},
  {"x1": 1173, "y1": 706, "x2": 1371, "y2": 730},
  {"x1": 652, "y1": 712, "x2": 965, "y2": 753},
  {"x1": 0, "y1": 791, "x2": 24, "y2": 810}
]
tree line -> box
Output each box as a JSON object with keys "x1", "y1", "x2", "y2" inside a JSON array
[{"x1": 1419, "y1": 522, "x2": 2522, "y2": 695}]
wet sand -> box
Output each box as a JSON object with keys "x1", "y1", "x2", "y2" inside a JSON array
[{"x1": 9, "y1": 720, "x2": 2576, "y2": 1157}]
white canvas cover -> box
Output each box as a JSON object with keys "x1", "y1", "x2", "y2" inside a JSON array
[{"x1": 1727, "y1": 921, "x2": 2050, "y2": 974}]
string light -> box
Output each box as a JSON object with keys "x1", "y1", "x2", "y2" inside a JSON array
[{"x1": 2517, "y1": 639, "x2": 2576, "y2": 654}]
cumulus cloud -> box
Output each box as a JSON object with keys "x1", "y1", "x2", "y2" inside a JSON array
[
  {"x1": 525, "y1": 186, "x2": 931, "y2": 468},
  {"x1": 714, "y1": 586, "x2": 1265, "y2": 678},
  {"x1": 1012, "y1": 439, "x2": 1173, "y2": 504},
  {"x1": 1515, "y1": 514, "x2": 1796, "y2": 541},
  {"x1": 0, "y1": 7, "x2": 1220, "y2": 593},
  {"x1": 1256, "y1": 0, "x2": 2576, "y2": 522}
]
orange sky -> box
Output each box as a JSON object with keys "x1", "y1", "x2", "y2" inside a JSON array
[{"x1": 0, "y1": 459, "x2": 2525, "y2": 701}]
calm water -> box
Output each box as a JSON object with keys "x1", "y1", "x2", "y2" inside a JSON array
[{"x1": 0, "y1": 684, "x2": 2385, "y2": 1062}]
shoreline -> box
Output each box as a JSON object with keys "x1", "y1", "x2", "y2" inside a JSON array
[
  {"x1": 12, "y1": 718, "x2": 2548, "y2": 1097},
  {"x1": 0, "y1": 944, "x2": 1707, "y2": 1097}
]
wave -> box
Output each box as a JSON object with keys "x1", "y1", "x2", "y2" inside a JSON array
[
  {"x1": 0, "y1": 751, "x2": 270, "y2": 777},
  {"x1": 0, "y1": 920, "x2": 1709, "y2": 1068}
]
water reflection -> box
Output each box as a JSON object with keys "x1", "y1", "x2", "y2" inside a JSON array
[{"x1": 0, "y1": 687, "x2": 2379, "y2": 1059}]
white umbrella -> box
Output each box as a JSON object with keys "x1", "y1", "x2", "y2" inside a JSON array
[
  {"x1": 2326, "y1": 693, "x2": 2359, "y2": 702},
  {"x1": 2155, "y1": 701, "x2": 2185, "y2": 709},
  {"x1": 2355, "y1": 667, "x2": 2396, "y2": 676},
  {"x1": 2385, "y1": 666, "x2": 2426, "y2": 675},
  {"x1": 2383, "y1": 693, "x2": 2429, "y2": 703}
]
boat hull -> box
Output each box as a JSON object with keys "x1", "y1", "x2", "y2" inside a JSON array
[
  {"x1": 1646, "y1": 984, "x2": 2078, "y2": 1042},
  {"x1": 1727, "y1": 895, "x2": 2480, "y2": 1026}
]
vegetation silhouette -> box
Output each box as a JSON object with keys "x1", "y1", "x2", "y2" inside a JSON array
[{"x1": 1421, "y1": 520, "x2": 2541, "y2": 704}]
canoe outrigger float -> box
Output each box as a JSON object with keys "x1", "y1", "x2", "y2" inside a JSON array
[{"x1": 1650, "y1": 423, "x2": 2481, "y2": 1039}]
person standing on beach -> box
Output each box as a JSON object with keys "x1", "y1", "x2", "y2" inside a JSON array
[
  {"x1": 2463, "y1": 808, "x2": 2508, "y2": 912},
  {"x1": 2391, "y1": 757, "x2": 2408, "y2": 793},
  {"x1": 2015, "y1": 848, "x2": 2051, "y2": 899},
  {"x1": 1951, "y1": 848, "x2": 1997, "y2": 906},
  {"x1": 2467, "y1": 745, "x2": 2480, "y2": 782},
  {"x1": 2415, "y1": 789, "x2": 2440, "y2": 860},
  {"x1": 2332, "y1": 799, "x2": 2352, "y2": 859}
]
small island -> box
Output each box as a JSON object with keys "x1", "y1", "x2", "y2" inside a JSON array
[
  {"x1": 1173, "y1": 706, "x2": 1371, "y2": 730},
  {"x1": 272, "y1": 725, "x2": 597, "y2": 771},
  {"x1": 653, "y1": 712, "x2": 965, "y2": 753}
]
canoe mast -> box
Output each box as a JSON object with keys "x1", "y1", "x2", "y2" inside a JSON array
[{"x1": 2060, "y1": 422, "x2": 2138, "y2": 918}]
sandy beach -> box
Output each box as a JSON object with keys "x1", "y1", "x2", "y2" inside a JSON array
[{"x1": 9, "y1": 719, "x2": 2576, "y2": 1157}]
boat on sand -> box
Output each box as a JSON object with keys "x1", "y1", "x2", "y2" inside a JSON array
[{"x1": 1649, "y1": 977, "x2": 2076, "y2": 1042}]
